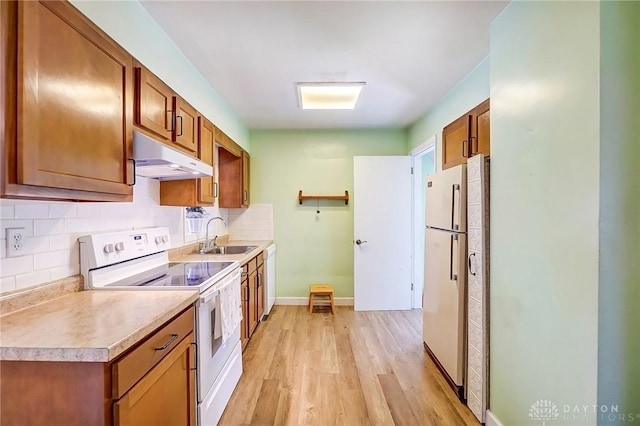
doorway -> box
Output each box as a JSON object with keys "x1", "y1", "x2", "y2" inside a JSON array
[{"x1": 411, "y1": 135, "x2": 437, "y2": 309}]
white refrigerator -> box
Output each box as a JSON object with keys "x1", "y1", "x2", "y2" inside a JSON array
[{"x1": 423, "y1": 164, "x2": 467, "y2": 399}]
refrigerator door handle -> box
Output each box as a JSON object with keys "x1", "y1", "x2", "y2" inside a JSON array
[
  {"x1": 451, "y1": 184, "x2": 460, "y2": 230},
  {"x1": 449, "y1": 234, "x2": 458, "y2": 282}
]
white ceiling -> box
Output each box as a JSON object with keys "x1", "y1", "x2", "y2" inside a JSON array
[{"x1": 140, "y1": 1, "x2": 508, "y2": 130}]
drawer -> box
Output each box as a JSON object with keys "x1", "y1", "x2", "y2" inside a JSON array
[
  {"x1": 111, "y1": 306, "x2": 194, "y2": 399},
  {"x1": 257, "y1": 252, "x2": 264, "y2": 267}
]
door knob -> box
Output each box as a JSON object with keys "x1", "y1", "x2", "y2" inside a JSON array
[{"x1": 355, "y1": 239, "x2": 368, "y2": 245}]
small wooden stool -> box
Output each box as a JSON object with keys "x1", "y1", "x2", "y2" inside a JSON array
[{"x1": 309, "y1": 284, "x2": 336, "y2": 315}]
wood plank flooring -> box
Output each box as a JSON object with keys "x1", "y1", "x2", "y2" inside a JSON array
[{"x1": 219, "y1": 305, "x2": 479, "y2": 426}]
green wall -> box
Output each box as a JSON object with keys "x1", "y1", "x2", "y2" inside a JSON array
[
  {"x1": 490, "y1": 2, "x2": 600, "y2": 424},
  {"x1": 250, "y1": 129, "x2": 407, "y2": 298},
  {"x1": 408, "y1": 57, "x2": 490, "y2": 169},
  {"x1": 597, "y1": 1, "x2": 640, "y2": 422},
  {"x1": 69, "y1": 0, "x2": 249, "y2": 150}
]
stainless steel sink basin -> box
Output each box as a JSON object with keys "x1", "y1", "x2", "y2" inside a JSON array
[{"x1": 197, "y1": 245, "x2": 258, "y2": 255}]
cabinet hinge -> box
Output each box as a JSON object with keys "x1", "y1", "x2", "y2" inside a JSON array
[
  {"x1": 411, "y1": 282, "x2": 414, "y2": 290},
  {"x1": 411, "y1": 167, "x2": 414, "y2": 175}
]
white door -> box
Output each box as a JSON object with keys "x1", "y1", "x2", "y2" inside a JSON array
[{"x1": 353, "y1": 156, "x2": 412, "y2": 311}]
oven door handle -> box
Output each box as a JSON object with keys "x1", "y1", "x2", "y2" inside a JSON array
[
  {"x1": 199, "y1": 268, "x2": 241, "y2": 304},
  {"x1": 201, "y1": 289, "x2": 219, "y2": 304}
]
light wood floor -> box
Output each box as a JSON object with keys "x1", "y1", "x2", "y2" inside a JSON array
[{"x1": 219, "y1": 305, "x2": 479, "y2": 426}]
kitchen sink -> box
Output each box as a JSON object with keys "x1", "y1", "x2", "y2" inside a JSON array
[{"x1": 197, "y1": 245, "x2": 258, "y2": 255}]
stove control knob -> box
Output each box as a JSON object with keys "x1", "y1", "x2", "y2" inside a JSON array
[
  {"x1": 155, "y1": 236, "x2": 163, "y2": 244},
  {"x1": 114, "y1": 242, "x2": 125, "y2": 252},
  {"x1": 162, "y1": 235, "x2": 168, "y2": 243},
  {"x1": 103, "y1": 244, "x2": 114, "y2": 254}
]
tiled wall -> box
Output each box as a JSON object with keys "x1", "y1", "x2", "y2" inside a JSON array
[
  {"x1": 227, "y1": 204, "x2": 273, "y2": 241},
  {"x1": 0, "y1": 178, "x2": 227, "y2": 294}
]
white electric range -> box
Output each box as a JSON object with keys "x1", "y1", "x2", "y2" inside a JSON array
[{"x1": 79, "y1": 227, "x2": 244, "y2": 426}]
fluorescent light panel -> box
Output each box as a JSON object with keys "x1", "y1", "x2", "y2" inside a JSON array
[{"x1": 297, "y1": 82, "x2": 366, "y2": 110}]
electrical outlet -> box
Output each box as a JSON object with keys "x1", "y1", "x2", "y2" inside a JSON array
[{"x1": 6, "y1": 227, "x2": 26, "y2": 257}]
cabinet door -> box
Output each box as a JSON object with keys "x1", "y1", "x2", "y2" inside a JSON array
[
  {"x1": 471, "y1": 99, "x2": 490, "y2": 157},
  {"x1": 241, "y1": 279, "x2": 249, "y2": 350},
  {"x1": 16, "y1": 1, "x2": 133, "y2": 195},
  {"x1": 218, "y1": 148, "x2": 242, "y2": 208},
  {"x1": 198, "y1": 117, "x2": 215, "y2": 205},
  {"x1": 442, "y1": 114, "x2": 471, "y2": 170},
  {"x1": 257, "y1": 262, "x2": 264, "y2": 320},
  {"x1": 248, "y1": 270, "x2": 258, "y2": 336},
  {"x1": 113, "y1": 334, "x2": 196, "y2": 426},
  {"x1": 173, "y1": 97, "x2": 198, "y2": 154},
  {"x1": 241, "y1": 151, "x2": 250, "y2": 207},
  {"x1": 135, "y1": 66, "x2": 173, "y2": 142}
]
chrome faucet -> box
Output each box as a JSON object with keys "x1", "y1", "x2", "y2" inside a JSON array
[{"x1": 200, "y1": 216, "x2": 226, "y2": 254}]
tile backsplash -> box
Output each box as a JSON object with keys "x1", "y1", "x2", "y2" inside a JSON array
[
  {"x1": 227, "y1": 204, "x2": 273, "y2": 241},
  {"x1": 0, "y1": 178, "x2": 228, "y2": 294}
]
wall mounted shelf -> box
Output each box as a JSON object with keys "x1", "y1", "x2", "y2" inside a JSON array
[{"x1": 298, "y1": 190, "x2": 349, "y2": 205}]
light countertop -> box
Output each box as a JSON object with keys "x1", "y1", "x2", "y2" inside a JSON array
[{"x1": 0, "y1": 290, "x2": 198, "y2": 362}]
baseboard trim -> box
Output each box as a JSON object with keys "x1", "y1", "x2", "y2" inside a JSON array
[
  {"x1": 485, "y1": 410, "x2": 503, "y2": 426},
  {"x1": 275, "y1": 297, "x2": 354, "y2": 306}
]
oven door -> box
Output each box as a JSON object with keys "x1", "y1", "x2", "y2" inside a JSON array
[{"x1": 196, "y1": 268, "x2": 242, "y2": 400}]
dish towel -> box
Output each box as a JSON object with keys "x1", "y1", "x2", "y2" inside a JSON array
[{"x1": 219, "y1": 277, "x2": 242, "y2": 343}]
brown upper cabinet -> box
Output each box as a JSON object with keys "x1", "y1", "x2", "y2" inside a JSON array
[
  {"x1": 1, "y1": 0, "x2": 134, "y2": 201},
  {"x1": 160, "y1": 116, "x2": 217, "y2": 207},
  {"x1": 442, "y1": 99, "x2": 490, "y2": 170},
  {"x1": 198, "y1": 117, "x2": 216, "y2": 204},
  {"x1": 134, "y1": 65, "x2": 173, "y2": 142},
  {"x1": 134, "y1": 64, "x2": 197, "y2": 156},
  {"x1": 215, "y1": 127, "x2": 243, "y2": 157},
  {"x1": 173, "y1": 97, "x2": 198, "y2": 154},
  {"x1": 242, "y1": 151, "x2": 250, "y2": 207},
  {"x1": 217, "y1": 128, "x2": 249, "y2": 208},
  {"x1": 470, "y1": 99, "x2": 490, "y2": 157}
]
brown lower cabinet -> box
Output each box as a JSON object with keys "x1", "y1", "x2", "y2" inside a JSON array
[
  {"x1": 240, "y1": 252, "x2": 265, "y2": 351},
  {"x1": 240, "y1": 276, "x2": 249, "y2": 350},
  {"x1": 0, "y1": 306, "x2": 196, "y2": 426}
]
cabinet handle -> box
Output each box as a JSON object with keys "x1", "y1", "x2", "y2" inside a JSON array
[
  {"x1": 468, "y1": 253, "x2": 477, "y2": 277},
  {"x1": 167, "y1": 109, "x2": 174, "y2": 133},
  {"x1": 243, "y1": 190, "x2": 248, "y2": 202},
  {"x1": 190, "y1": 342, "x2": 198, "y2": 371},
  {"x1": 177, "y1": 115, "x2": 183, "y2": 137},
  {"x1": 214, "y1": 182, "x2": 218, "y2": 198},
  {"x1": 461, "y1": 139, "x2": 469, "y2": 158},
  {"x1": 154, "y1": 333, "x2": 179, "y2": 351},
  {"x1": 127, "y1": 158, "x2": 136, "y2": 186},
  {"x1": 257, "y1": 272, "x2": 262, "y2": 287},
  {"x1": 470, "y1": 136, "x2": 477, "y2": 155}
]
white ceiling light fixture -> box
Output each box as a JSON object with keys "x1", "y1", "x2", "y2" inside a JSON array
[{"x1": 297, "y1": 82, "x2": 366, "y2": 110}]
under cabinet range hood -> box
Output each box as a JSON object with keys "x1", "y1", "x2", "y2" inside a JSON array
[{"x1": 133, "y1": 131, "x2": 213, "y2": 180}]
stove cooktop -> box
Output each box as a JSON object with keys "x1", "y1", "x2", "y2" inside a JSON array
[{"x1": 106, "y1": 261, "x2": 236, "y2": 289}]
